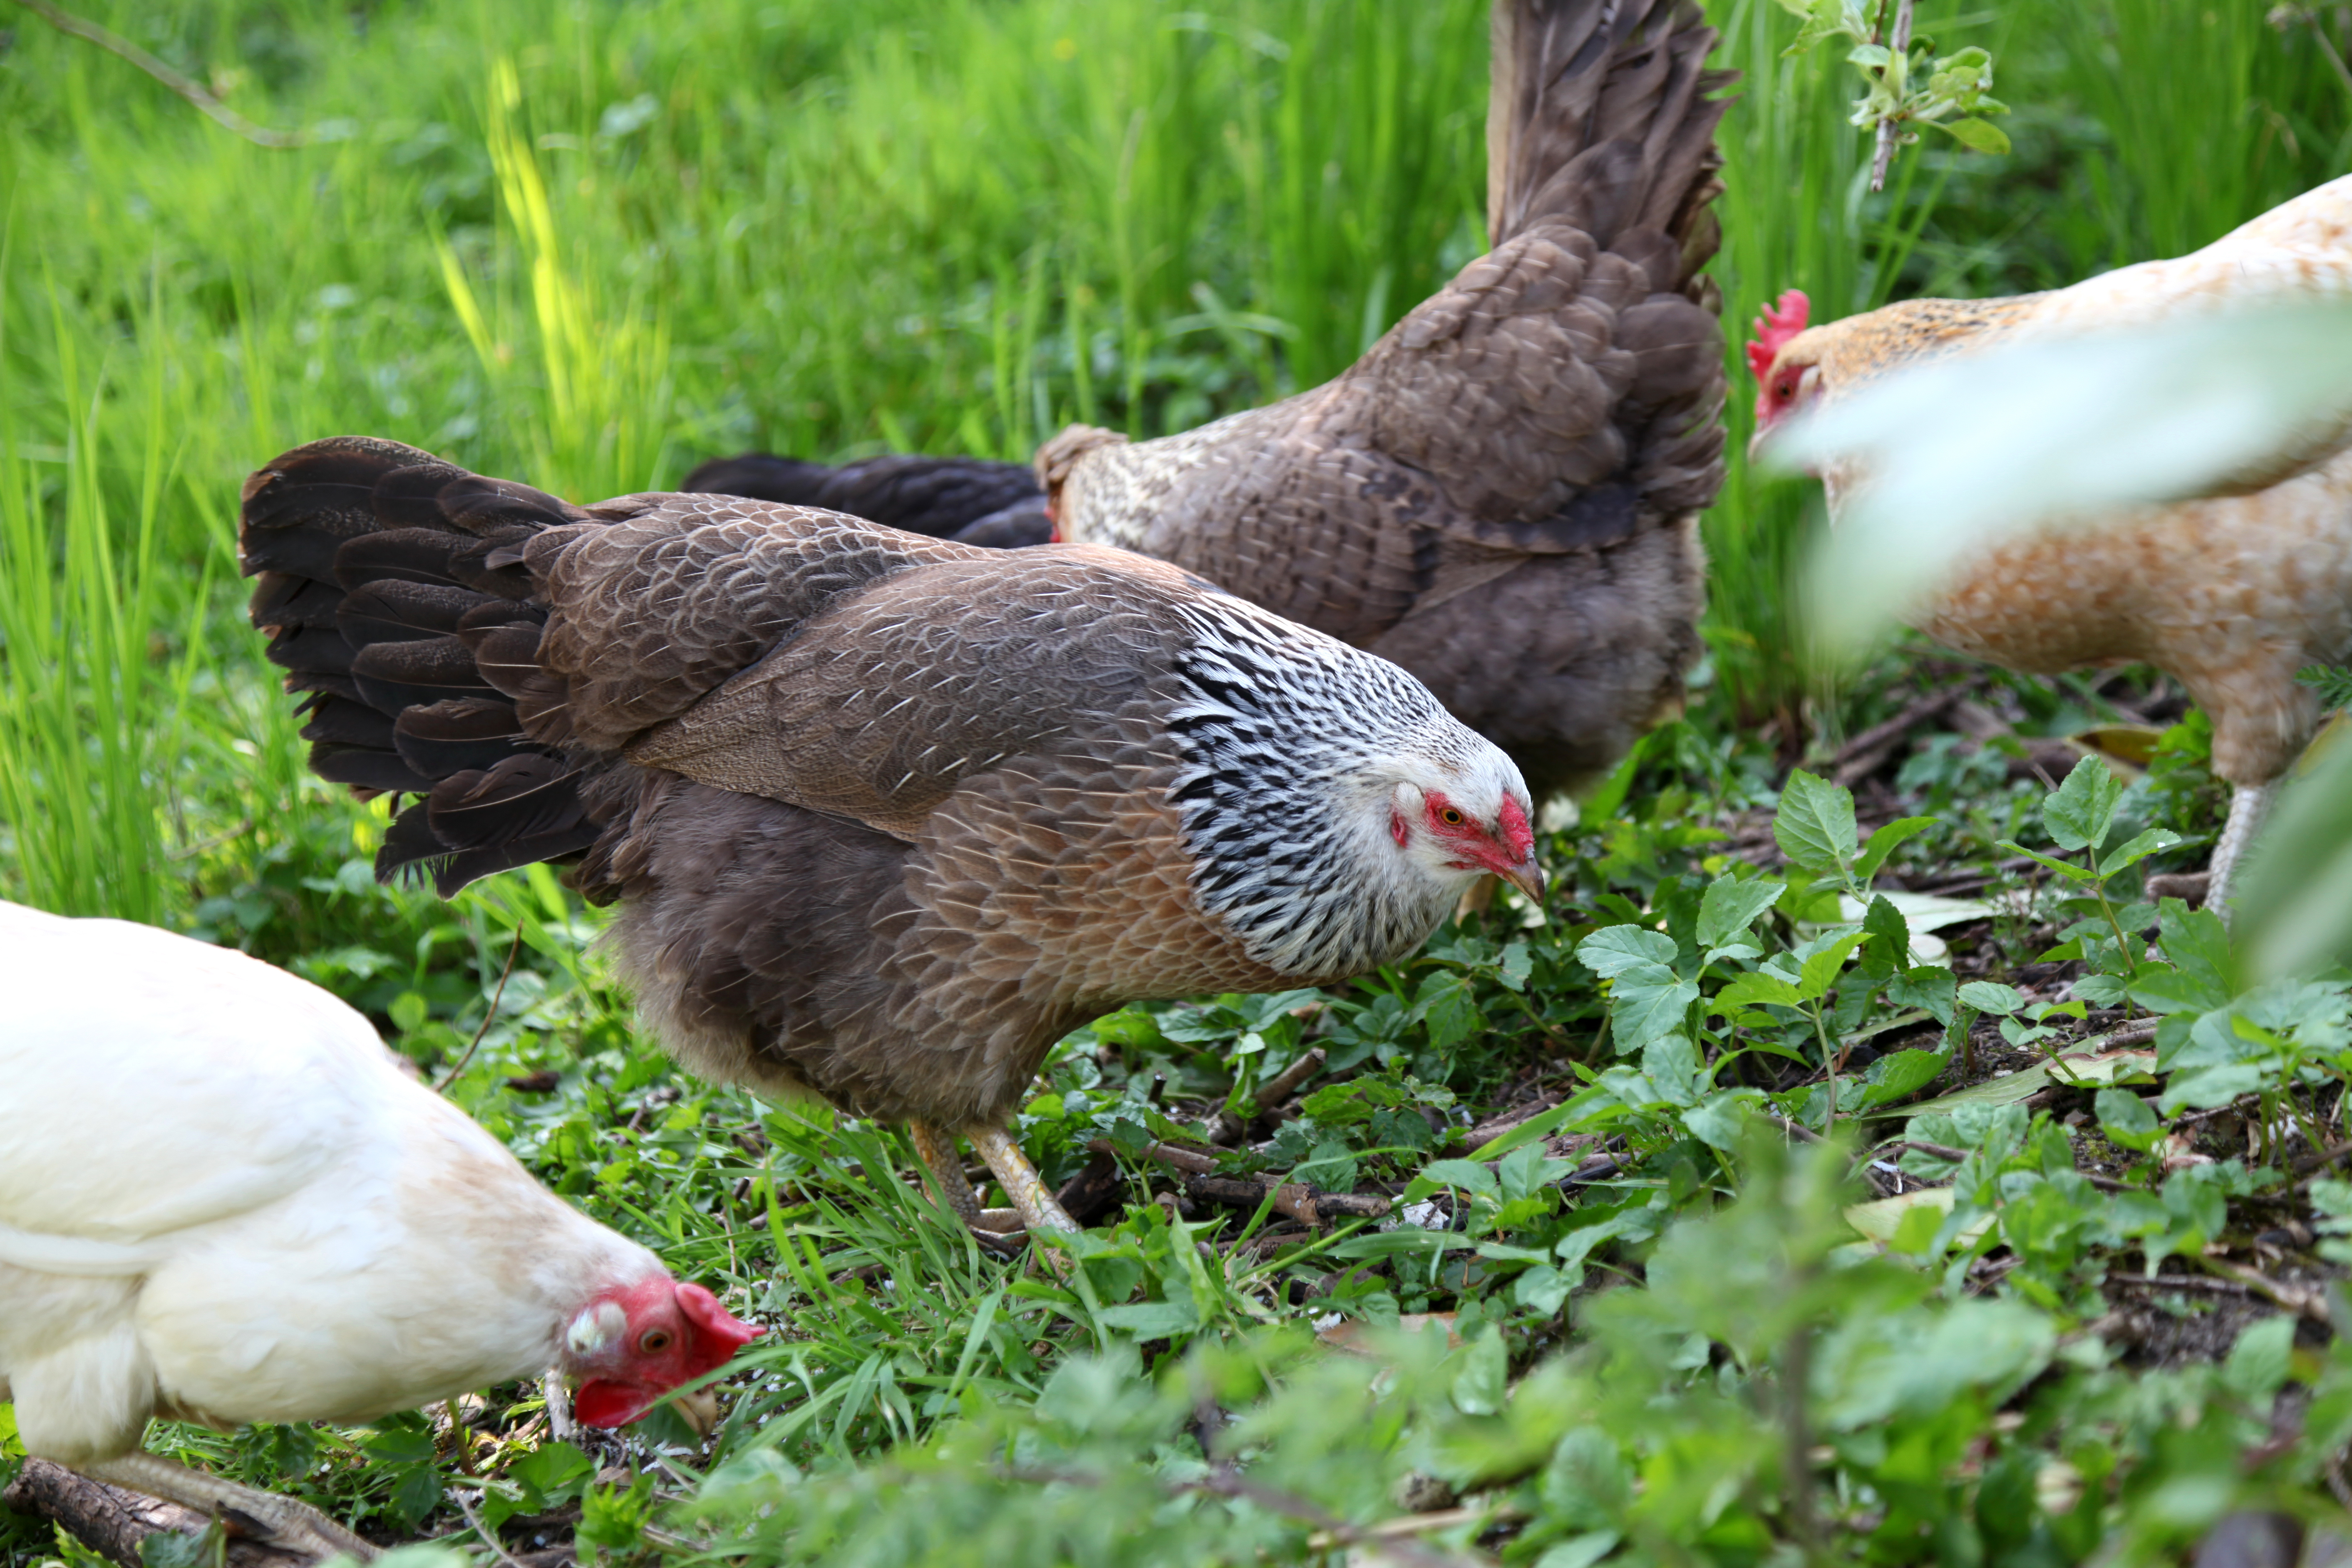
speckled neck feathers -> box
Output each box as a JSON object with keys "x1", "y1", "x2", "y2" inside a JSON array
[{"x1": 1164, "y1": 593, "x2": 1485, "y2": 977}]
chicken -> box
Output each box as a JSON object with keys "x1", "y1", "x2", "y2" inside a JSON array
[
  {"x1": 1748, "y1": 173, "x2": 2352, "y2": 908},
  {"x1": 1036, "y1": 0, "x2": 1734, "y2": 800},
  {"x1": 0, "y1": 900, "x2": 761, "y2": 1561},
  {"x1": 239, "y1": 436, "x2": 1541, "y2": 1240},
  {"x1": 682, "y1": 451, "x2": 1050, "y2": 547}
]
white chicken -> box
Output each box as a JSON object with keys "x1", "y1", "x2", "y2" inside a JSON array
[{"x1": 0, "y1": 900, "x2": 761, "y2": 1559}]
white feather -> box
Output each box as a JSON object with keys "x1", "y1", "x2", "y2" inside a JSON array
[{"x1": 0, "y1": 901, "x2": 665, "y2": 1463}]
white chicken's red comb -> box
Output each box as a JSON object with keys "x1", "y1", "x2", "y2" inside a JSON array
[{"x1": 1745, "y1": 290, "x2": 1810, "y2": 379}]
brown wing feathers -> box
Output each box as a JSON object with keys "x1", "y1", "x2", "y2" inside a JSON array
[{"x1": 241, "y1": 436, "x2": 598, "y2": 893}]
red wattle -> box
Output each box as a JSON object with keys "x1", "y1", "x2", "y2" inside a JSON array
[{"x1": 574, "y1": 1379, "x2": 655, "y2": 1428}]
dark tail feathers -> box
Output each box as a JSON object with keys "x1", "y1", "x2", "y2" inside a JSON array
[
  {"x1": 241, "y1": 436, "x2": 603, "y2": 895},
  {"x1": 1486, "y1": 0, "x2": 1734, "y2": 291}
]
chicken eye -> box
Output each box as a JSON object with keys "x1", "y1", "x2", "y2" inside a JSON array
[
  {"x1": 639, "y1": 1329, "x2": 673, "y2": 1354},
  {"x1": 1439, "y1": 807, "x2": 1465, "y2": 827}
]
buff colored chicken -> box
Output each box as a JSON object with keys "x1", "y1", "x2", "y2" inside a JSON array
[{"x1": 1749, "y1": 174, "x2": 2352, "y2": 909}]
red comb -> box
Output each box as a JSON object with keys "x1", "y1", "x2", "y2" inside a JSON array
[
  {"x1": 1744, "y1": 289, "x2": 1810, "y2": 379},
  {"x1": 678, "y1": 1281, "x2": 763, "y2": 1375}
]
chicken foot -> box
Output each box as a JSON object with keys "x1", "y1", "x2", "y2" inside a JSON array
[
  {"x1": 2206, "y1": 778, "x2": 2279, "y2": 920},
  {"x1": 969, "y1": 1123, "x2": 1081, "y2": 1235},
  {"x1": 908, "y1": 1121, "x2": 1029, "y2": 1239},
  {"x1": 79, "y1": 1451, "x2": 377, "y2": 1562}
]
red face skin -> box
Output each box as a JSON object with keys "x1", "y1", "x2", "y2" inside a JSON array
[
  {"x1": 569, "y1": 1278, "x2": 763, "y2": 1429},
  {"x1": 1390, "y1": 789, "x2": 1544, "y2": 902},
  {"x1": 1745, "y1": 289, "x2": 1813, "y2": 432}
]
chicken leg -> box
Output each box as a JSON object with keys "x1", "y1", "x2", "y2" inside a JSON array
[
  {"x1": 81, "y1": 1451, "x2": 377, "y2": 1562},
  {"x1": 968, "y1": 1124, "x2": 1081, "y2": 1235},
  {"x1": 2205, "y1": 779, "x2": 2279, "y2": 921},
  {"x1": 908, "y1": 1119, "x2": 985, "y2": 1228}
]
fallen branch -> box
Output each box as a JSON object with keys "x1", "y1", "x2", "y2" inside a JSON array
[
  {"x1": 1, "y1": 1458, "x2": 311, "y2": 1568},
  {"x1": 13, "y1": 0, "x2": 309, "y2": 147},
  {"x1": 1303, "y1": 1502, "x2": 1529, "y2": 1554},
  {"x1": 2104, "y1": 1272, "x2": 2251, "y2": 1298},
  {"x1": 1460, "y1": 1093, "x2": 1570, "y2": 1151},
  {"x1": 1207, "y1": 1048, "x2": 1331, "y2": 1144},
  {"x1": 2291, "y1": 1139, "x2": 2352, "y2": 1182},
  {"x1": 1184, "y1": 1172, "x2": 1390, "y2": 1225},
  {"x1": 2201, "y1": 1256, "x2": 2335, "y2": 1323},
  {"x1": 1088, "y1": 1139, "x2": 1391, "y2": 1224},
  {"x1": 1829, "y1": 687, "x2": 1962, "y2": 786}
]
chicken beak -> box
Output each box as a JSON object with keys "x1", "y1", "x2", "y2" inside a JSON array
[
  {"x1": 1500, "y1": 859, "x2": 1547, "y2": 912},
  {"x1": 668, "y1": 1386, "x2": 721, "y2": 1438}
]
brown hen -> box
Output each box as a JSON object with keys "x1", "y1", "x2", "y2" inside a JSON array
[
  {"x1": 241, "y1": 437, "x2": 1540, "y2": 1239},
  {"x1": 1038, "y1": 0, "x2": 1735, "y2": 800}
]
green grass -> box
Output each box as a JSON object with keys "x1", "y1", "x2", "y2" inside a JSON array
[{"x1": 5, "y1": 3, "x2": 2352, "y2": 1565}]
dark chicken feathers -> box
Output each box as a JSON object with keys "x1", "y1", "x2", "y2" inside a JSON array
[
  {"x1": 238, "y1": 437, "x2": 1510, "y2": 1139},
  {"x1": 1040, "y1": 0, "x2": 1733, "y2": 797},
  {"x1": 682, "y1": 451, "x2": 1051, "y2": 547}
]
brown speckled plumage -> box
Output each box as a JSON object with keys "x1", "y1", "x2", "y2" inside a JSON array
[
  {"x1": 1038, "y1": 0, "x2": 1736, "y2": 799},
  {"x1": 240, "y1": 438, "x2": 1535, "y2": 1226}
]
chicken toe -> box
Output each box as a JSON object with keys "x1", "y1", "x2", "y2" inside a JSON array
[
  {"x1": 81, "y1": 1452, "x2": 378, "y2": 1562},
  {"x1": 968, "y1": 1123, "x2": 1081, "y2": 1235}
]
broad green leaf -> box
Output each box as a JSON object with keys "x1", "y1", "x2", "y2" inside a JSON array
[
  {"x1": 2223, "y1": 1315, "x2": 2296, "y2": 1405},
  {"x1": 1856, "y1": 1048, "x2": 1947, "y2": 1108},
  {"x1": 1642, "y1": 1033, "x2": 1703, "y2": 1107},
  {"x1": 2101, "y1": 827, "x2": 2183, "y2": 875},
  {"x1": 1798, "y1": 931, "x2": 1868, "y2": 1001},
  {"x1": 2044, "y1": 756, "x2": 2125, "y2": 853},
  {"x1": 1939, "y1": 116, "x2": 2011, "y2": 153},
  {"x1": 1774, "y1": 769, "x2": 1859, "y2": 874},
  {"x1": 1889, "y1": 965, "x2": 1958, "y2": 1025},
  {"x1": 2127, "y1": 968, "x2": 2223, "y2": 1016},
  {"x1": 1453, "y1": 1331, "x2": 1509, "y2": 1415},
  {"x1": 1860, "y1": 894, "x2": 1911, "y2": 975},
  {"x1": 1994, "y1": 838, "x2": 2099, "y2": 884},
  {"x1": 1855, "y1": 817, "x2": 1936, "y2": 879},
  {"x1": 1958, "y1": 980, "x2": 2025, "y2": 1015},
  {"x1": 2070, "y1": 972, "x2": 2130, "y2": 1006},
  {"x1": 1614, "y1": 970, "x2": 1702, "y2": 1050},
  {"x1": 2158, "y1": 1062, "x2": 2268, "y2": 1113},
  {"x1": 2156, "y1": 900, "x2": 2237, "y2": 1006},
  {"x1": 1715, "y1": 970, "x2": 1805, "y2": 1010},
  {"x1": 1697, "y1": 874, "x2": 1787, "y2": 949},
  {"x1": 1416, "y1": 1158, "x2": 1501, "y2": 1198},
  {"x1": 1681, "y1": 1088, "x2": 1761, "y2": 1150},
  {"x1": 1576, "y1": 924, "x2": 1679, "y2": 979},
  {"x1": 1512, "y1": 1263, "x2": 1572, "y2": 1316},
  {"x1": 2093, "y1": 1087, "x2": 2162, "y2": 1152}
]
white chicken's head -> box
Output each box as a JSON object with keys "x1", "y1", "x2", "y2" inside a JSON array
[{"x1": 562, "y1": 1274, "x2": 762, "y2": 1428}]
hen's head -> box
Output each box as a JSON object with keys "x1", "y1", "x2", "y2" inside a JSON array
[
  {"x1": 1382, "y1": 753, "x2": 1544, "y2": 907},
  {"x1": 562, "y1": 1275, "x2": 762, "y2": 1428},
  {"x1": 1746, "y1": 290, "x2": 1823, "y2": 449}
]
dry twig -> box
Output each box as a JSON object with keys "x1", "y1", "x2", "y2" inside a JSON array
[{"x1": 13, "y1": 0, "x2": 308, "y2": 147}]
